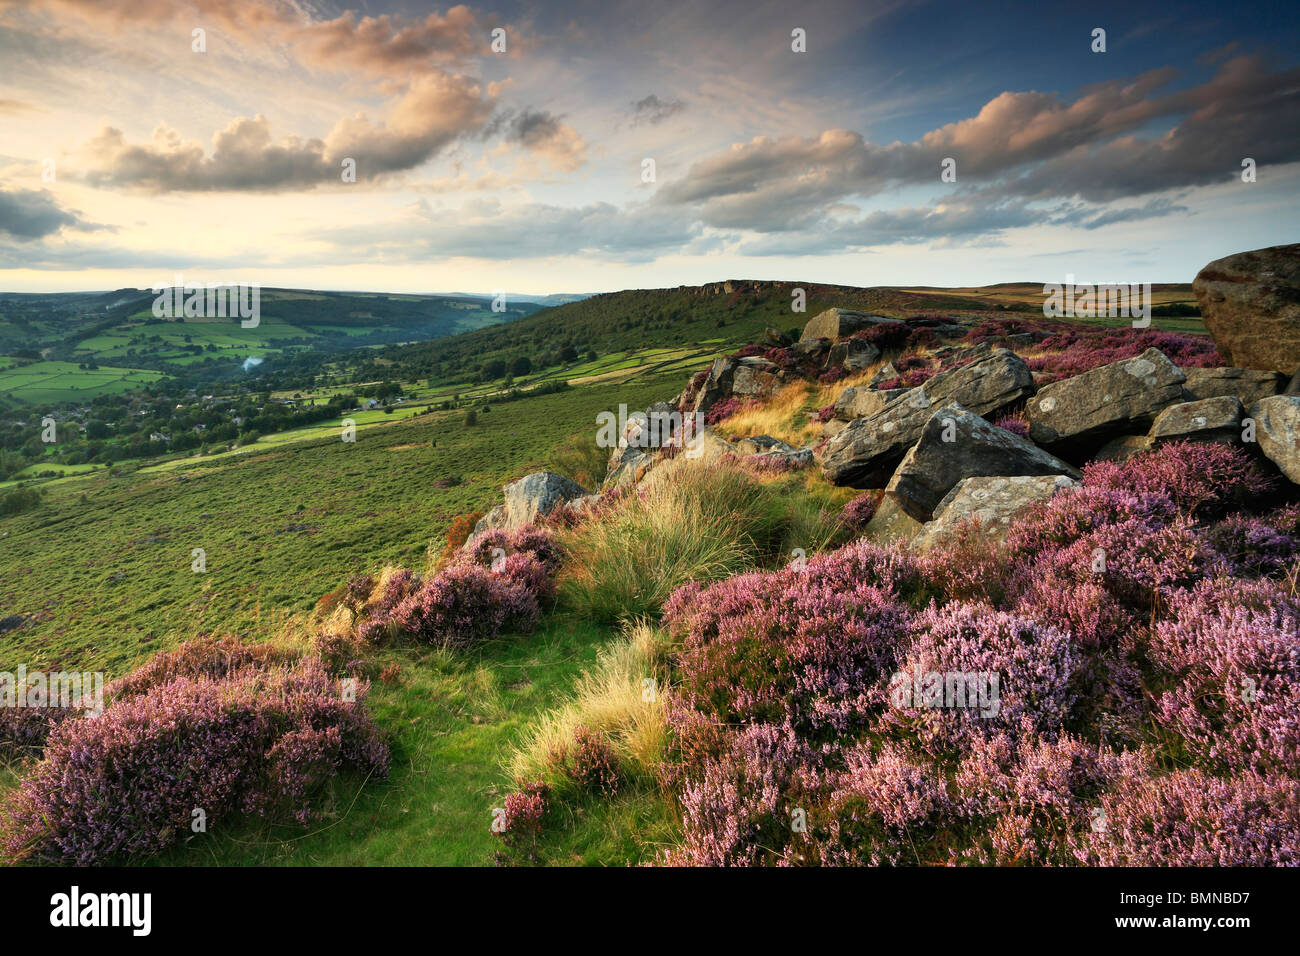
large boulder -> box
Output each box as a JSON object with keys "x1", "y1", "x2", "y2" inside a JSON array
[
  {"x1": 1181, "y1": 366, "x2": 1282, "y2": 406},
  {"x1": 1025, "y1": 347, "x2": 1186, "y2": 457},
  {"x1": 831, "y1": 386, "x2": 907, "y2": 421},
  {"x1": 884, "y1": 404, "x2": 1082, "y2": 522},
  {"x1": 730, "y1": 358, "x2": 782, "y2": 398},
  {"x1": 862, "y1": 493, "x2": 925, "y2": 544},
  {"x1": 473, "y1": 471, "x2": 591, "y2": 537},
  {"x1": 692, "y1": 356, "x2": 738, "y2": 416},
  {"x1": 1148, "y1": 396, "x2": 1243, "y2": 446},
  {"x1": 1193, "y1": 243, "x2": 1300, "y2": 374},
  {"x1": 912, "y1": 474, "x2": 1080, "y2": 551},
  {"x1": 827, "y1": 337, "x2": 881, "y2": 371},
  {"x1": 799, "y1": 308, "x2": 895, "y2": 343},
  {"x1": 822, "y1": 348, "x2": 1036, "y2": 487},
  {"x1": 1248, "y1": 395, "x2": 1300, "y2": 484}
]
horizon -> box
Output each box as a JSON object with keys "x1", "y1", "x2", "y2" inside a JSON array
[{"x1": 1, "y1": 0, "x2": 1298, "y2": 293}]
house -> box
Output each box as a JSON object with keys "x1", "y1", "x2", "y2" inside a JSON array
[{"x1": 150, "y1": 432, "x2": 170, "y2": 443}]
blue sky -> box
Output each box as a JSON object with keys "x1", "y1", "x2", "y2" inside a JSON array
[{"x1": 0, "y1": 0, "x2": 1296, "y2": 293}]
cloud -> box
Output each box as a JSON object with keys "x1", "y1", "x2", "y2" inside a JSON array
[
  {"x1": 0, "y1": 98, "x2": 36, "y2": 113},
  {"x1": 656, "y1": 56, "x2": 1300, "y2": 240},
  {"x1": 500, "y1": 109, "x2": 588, "y2": 171},
  {"x1": 0, "y1": 186, "x2": 94, "y2": 240},
  {"x1": 79, "y1": 73, "x2": 495, "y2": 191},
  {"x1": 316, "y1": 198, "x2": 701, "y2": 262},
  {"x1": 630, "y1": 94, "x2": 685, "y2": 125}
]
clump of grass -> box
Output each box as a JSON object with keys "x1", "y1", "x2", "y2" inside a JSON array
[
  {"x1": 509, "y1": 620, "x2": 675, "y2": 791},
  {"x1": 556, "y1": 460, "x2": 791, "y2": 622}
]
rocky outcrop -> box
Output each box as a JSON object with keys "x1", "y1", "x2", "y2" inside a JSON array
[
  {"x1": 730, "y1": 358, "x2": 783, "y2": 398},
  {"x1": 822, "y1": 348, "x2": 1035, "y2": 487},
  {"x1": 883, "y1": 405, "x2": 1082, "y2": 522},
  {"x1": 1193, "y1": 243, "x2": 1300, "y2": 374},
  {"x1": 1025, "y1": 348, "x2": 1186, "y2": 456},
  {"x1": 827, "y1": 337, "x2": 881, "y2": 370},
  {"x1": 831, "y1": 386, "x2": 907, "y2": 421},
  {"x1": 1093, "y1": 434, "x2": 1151, "y2": 463},
  {"x1": 1248, "y1": 395, "x2": 1300, "y2": 484},
  {"x1": 1148, "y1": 396, "x2": 1243, "y2": 446},
  {"x1": 1181, "y1": 367, "x2": 1282, "y2": 406},
  {"x1": 862, "y1": 493, "x2": 924, "y2": 544},
  {"x1": 799, "y1": 308, "x2": 896, "y2": 343},
  {"x1": 912, "y1": 474, "x2": 1080, "y2": 551},
  {"x1": 692, "y1": 356, "x2": 739, "y2": 416},
  {"x1": 473, "y1": 471, "x2": 591, "y2": 536}
]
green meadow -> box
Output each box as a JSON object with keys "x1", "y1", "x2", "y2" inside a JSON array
[{"x1": 0, "y1": 361, "x2": 163, "y2": 404}]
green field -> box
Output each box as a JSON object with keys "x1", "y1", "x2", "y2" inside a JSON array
[{"x1": 0, "y1": 360, "x2": 163, "y2": 404}]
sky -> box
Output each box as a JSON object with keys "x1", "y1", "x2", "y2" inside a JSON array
[{"x1": 0, "y1": 0, "x2": 1297, "y2": 294}]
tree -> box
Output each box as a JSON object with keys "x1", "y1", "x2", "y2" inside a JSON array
[{"x1": 510, "y1": 356, "x2": 533, "y2": 377}]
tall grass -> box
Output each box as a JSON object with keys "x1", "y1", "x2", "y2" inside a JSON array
[
  {"x1": 557, "y1": 459, "x2": 847, "y2": 622},
  {"x1": 509, "y1": 620, "x2": 676, "y2": 789}
]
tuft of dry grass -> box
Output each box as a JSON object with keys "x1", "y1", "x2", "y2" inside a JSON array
[{"x1": 508, "y1": 620, "x2": 676, "y2": 789}]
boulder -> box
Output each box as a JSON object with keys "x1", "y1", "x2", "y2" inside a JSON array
[
  {"x1": 764, "y1": 327, "x2": 793, "y2": 347},
  {"x1": 1193, "y1": 243, "x2": 1300, "y2": 374},
  {"x1": 799, "y1": 308, "x2": 895, "y2": 343},
  {"x1": 1181, "y1": 367, "x2": 1282, "y2": 405},
  {"x1": 822, "y1": 348, "x2": 1036, "y2": 487},
  {"x1": 822, "y1": 418, "x2": 849, "y2": 438},
  {"x1": 1148, "y1": 396, "x2": 1243, "y2": 446},
  {"x1": 862, "y1": 493, "x2": 924, "y2": 544},
  {"x1": 692, "y1": 356, "x2": 738, "y2": 416},
  {"x1": 753, "y1": 446, "x2": 815, "y2": 469},
  {"x1": 1025, "y1": 348, "x2": 1186, "y2": 456},
  {"x1": 730, "y1": 358, "x2": 782, "y2": 398},
  {"x1": 474, "y1": 471, "x2": 592, "y2": 536},
  {"x1": 1248, "y1": 395, "x2": 1300, "y2": 484},
  {"x1": 831, "y1": 386, "x2": 907, "y2": 421},
  {"x1": 827, "y1": 337, "x2": 881, "y2": 371},
  {"x1": 736, "y1": 435, "x2": 796, "y2": 456},
  {"x1": 1093, "y1": 434, "x2": 1151, "y2": 463},
  {"x1": 868, "y1": 362, "x2": 899, "y2": 387},
  {"x1": 883, "y1": 404, "x2": 1082, "y2": 522},
  {"x1": 912, "y1": 475, "x2": 1080, "y2": 551}
]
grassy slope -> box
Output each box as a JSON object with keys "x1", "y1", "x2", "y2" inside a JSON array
[{"x1": 0, "y1": 374, "x2": 679, "y2": 677}]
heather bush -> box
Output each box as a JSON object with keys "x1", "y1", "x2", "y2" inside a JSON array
[
  {"x1": 390, "y1": 561, "x2": 539, "y2": 650},
  {"x1": 1148, "y1": 579, "x2": 1300, "y2": 776},
  {"x1": 492, "y1": 780, "x2": 550, "y2": 865},
  {"x1": 1083, "y1": 441, "x2": 1272, "y2": 519},
  {"x1": 841, "y1": 490, "x2": 881, "y2": 532},
  {"x1": 881, "y1": 602, "x2": 1077, "y2": 752},
  {"x1": 1074, "y1": 768, "x2": 1300, "y2": 866},
  {"x1": 0, "y1": 656, "x2": 388, "y2": 865},
  {"x1": 553, "y1": 725, "x2": 621, "y2": 795}
]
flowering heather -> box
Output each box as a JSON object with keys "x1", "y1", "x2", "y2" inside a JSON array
[
  {"x1": 704, "y1": 396, "x2": 754, "y2": 426},
  {"x1": 841, "y1": 491, "x2": 881, "y2": 532},
  {"x1": 992, "y1": 412, "x2": 1030, "y2": 439},
  {"x1": 1082, "y1": 441, "x2": 1272, "y2": 518},
  {"x1": 668, "y1": 722, "x2": 817, "y2": 867},
  {"x1": 1208, "y1": 507, "x2": 1300, "y2": 576},
  {"x1": 1075, "y1": 768, "x2": 1300, "y2": 866},
  {"x1": 852, "y1": 322, "x2": 910, "y2": 350},
  {"x1": 553, "y1": 726, "x2": 621, "y2": 795},
  {"x1": 814, "y1": 401, "x2": 837, "y2": 424},
  {"x1": 463, "y1": 525, "x2": 564, "y2": 576},
  {"x1": 492, "y1": 780, "x2": 551, "y2": 865},
  {"x1": 356, "y1": 568, "x2": 418, "y2": 643},
  {"x1": 818, "y1": 366, "x2": 847, "y2": 385},
  {"x1": 0, "y1": 656, "x2": 388, "y2": 865},
  {"x1": 731, "y1": 344, "x2": 768, "y2": 359},
  {"x1": 1148, "y1": 580, "x2": 1300, "y2": 776},
  {"x1": 390, "y1": 561, "x2": 539, "y2": 650},
  {"x1": 884, "y1": 602, "x2": 1077, "y2": 752},
  {"x1": 819, "y1": 740, "x2": 952, "y2": 865}
]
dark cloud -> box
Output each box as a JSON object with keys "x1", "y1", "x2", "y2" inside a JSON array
[
  {"x1": 630, "y1": 94, "x2": 685, "y2": 125},
  {"x1": 0, "y1": 187, "x2": 92, "y2": 240}
]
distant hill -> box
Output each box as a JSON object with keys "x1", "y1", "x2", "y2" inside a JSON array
[
  {"x1": 0, "y1": 288, "x2": 542, "y2": 391},
  {"x1": 379, "y1": 279, "x2": 1198, "y2": 386}
]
